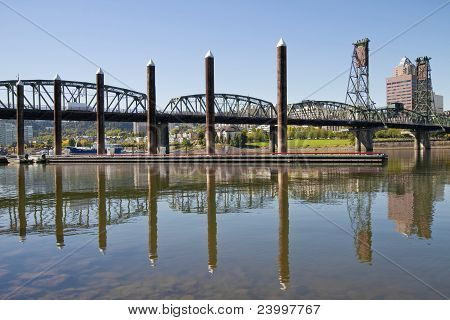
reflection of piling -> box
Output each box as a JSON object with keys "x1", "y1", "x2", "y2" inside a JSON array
[
  {"x1": 207, "y1": 167, "x2": 217, "y2": 273},
  {"x1": 55, "y1": 166, "x2": 65, "y2": 248},
  {"x1": 96, "y1": 69, "x2": 105, "y2": 155},
  {"x1": 16, "y1": 80, "x2": 25, "y2": 156},
  {"x1": 276, "y1": 39, "x2": 287, "y2": 153},
  {"x1": 205, "y1": 51, "x2": 215, "y2": 155},
  {"x1": 18, "y1": 165, "x2": 26, "y2": 241},
  {"x1": 147, "y1": 60, "x2": 158, "y2": 154},
  {"x1": 278, "y1": 169, "x2": 289, "y2": 290},
  {"x1": 97, "y1": 166, "x2": 107, "y2": 253},
  {"x1": 53, "y1": 75, "x2": 62, "y2": 155},
  {"x1": 148, "y1": 166, "x2": 159, "y2": 266}
]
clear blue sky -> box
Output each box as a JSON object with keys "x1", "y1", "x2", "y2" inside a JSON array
[{"x1": 1, "y1": 0, "x2": 449, "y2": 110}]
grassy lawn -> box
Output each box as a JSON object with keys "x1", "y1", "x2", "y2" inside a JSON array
[{"x1": 247, "y1": 139, "x2": 353, "y2": 148}]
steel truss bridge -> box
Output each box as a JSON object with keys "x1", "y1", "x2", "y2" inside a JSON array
[{"x1": 0, "y1": 79, "x2": 449, "y2": 132}]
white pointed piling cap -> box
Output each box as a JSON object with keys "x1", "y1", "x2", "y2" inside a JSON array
[
  {"x1": 16, "y1": 78, "x2": 23, "y2": 86},
  {"x1": 147, "y1": 59, "x2": 155, "y2": 67},
  {"x1": 205, "y1": 50, "x2": 214, "y2": 58},
  {"x1": 54, "y1": 74, "x2": 61, "y2": 81},
  {"x1": 96, "y1": 67, "x2": 103, "y2": 75},
  {"x1": 277, "y1": 38, "x2": 286, "y2": 47}
]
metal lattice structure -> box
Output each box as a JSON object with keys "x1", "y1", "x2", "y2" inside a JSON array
[
  {"x1": 288, "y1": 100, "x2": 370, "y2": 121},
  {"x1": 0, "y1": 79, "x2": 448, "y2": 130},
  {"x1": 414, "y1": 57, "x2": 434, "y2": 119},
  {"x1": 345, "y1": 38, "x2": 373, "y2": 112},
  {"x1": 0, "y1": 80, "x2": 146, "y2": 113},
  {"x1": 347, "y1": 187, "x2": 373, "y2": 263},
  {"x1": 163, "y1": 93, "x2": 276, "y2": 118},
  {"x1": 287, "y1": 100, "x2": 450, "y2": 127}
]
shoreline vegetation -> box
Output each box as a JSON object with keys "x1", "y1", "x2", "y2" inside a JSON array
[{"x1": 2, "y1": 124, "x2": 449, "y2": 154}]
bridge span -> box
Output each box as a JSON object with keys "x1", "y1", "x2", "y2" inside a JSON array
[{"x1": 1, "y1": 38, "x2": 449, "y2": 155}]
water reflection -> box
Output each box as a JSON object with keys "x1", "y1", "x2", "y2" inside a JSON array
[
  {"x1": 0, "y1": 149, "x2": 449, "y2": 298},
  {"x1": 55, "y1": 166, "x2": 64, "y2": 248},
  {"x1": 387, "y1": 151, "x2": 442, "y2": 239},
  {"x1": 347, "y1": 181, "x2": 373, "y2": 263},
  {"x1": 148, "y1": 166, "x2": 158, "y2": 266},
  {"x1": 18, "y1": 165, "x2": 26, "y2": 242},
  {"x1": 207, "y1": 167, "x2": 217, "y2": 273},
  {"x1": 278, "y1": 169, "x2": 290, "y2": 290},
  {"x1": 97, "y1": 166, "x2": 107, "y2": 254}
]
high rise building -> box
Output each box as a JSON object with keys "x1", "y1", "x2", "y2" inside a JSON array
[
  {"x1": 433, "y1": 93, "x2": 444, "y2": 114},
  {"x1": 0, "y1": 122, "x2": 34, "y2": 146},
  {"x1": 386, "y1": 57, "x2": 417, "y2": 110},
  {"x1": 24, "y1": 125, "x2": 33, "y2": 144},
  {"x1": 133, "y1": 122, "x2": 147, "y2": 136},
  {"x1": 0, "y1": 121, "x2": 16, "y2": 146}
]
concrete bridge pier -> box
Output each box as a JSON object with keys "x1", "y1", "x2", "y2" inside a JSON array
[
  {"x1": 157, "y1": 122, "x2": 170, "y2": 154},
  {"x1": 16, "y1": 80, "x2": 25, "y2": 156},
  {"x1": 270, "y1": 125, "x2": 277, "y2": 153},
  {"x1": 412, "y1": 130, "x2": 431, "y2": 151},
  {"x1": 353, "y1": 128, "x2": 375, "y2": 152},
  {"x1": 53, "y1": 75, "x2": 62, "y2": 155},
  {"x1": 96, "y1": 68, "x2": 105, "y2": 155},
  {"x1": 205, "y1": 50, "x2": 215, "y2": 155},
  {"x1": 277, "y1": 38, "x2": 288, "y2": 153}
]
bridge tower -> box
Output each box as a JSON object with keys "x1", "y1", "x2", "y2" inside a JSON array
[
  {"x1": 345, "y1": 38, "x2": 372, "y2": 111},
  {"x1": 414, "y1": 57, "x2": 434, "y2": 118},
  {"x1": 346, "y1": 38, "x2": 376, "y2": 152},
  {"x1": 412, "y1": 57, "x2": 434, "y2": 150}
]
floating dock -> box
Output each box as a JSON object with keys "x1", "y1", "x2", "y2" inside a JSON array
[{"x1": 46, "y1": 152, "x2": 387, "y2": 164}]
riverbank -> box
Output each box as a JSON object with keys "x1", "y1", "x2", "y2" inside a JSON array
[{"x1": 246, "y1": 139, "x2": 450, "y2": 151}]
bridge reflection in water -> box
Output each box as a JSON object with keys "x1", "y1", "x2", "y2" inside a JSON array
[{"x1": 1, "y1": 151, "x2": 448, "y2": 291}]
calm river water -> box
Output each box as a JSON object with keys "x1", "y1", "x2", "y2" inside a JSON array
[{"x1": 0, "y1": 149, "x2": 449, "y2": 299}]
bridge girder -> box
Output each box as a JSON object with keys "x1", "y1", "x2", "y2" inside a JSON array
[
  {"x1": 288, "y1": 100, "x2": 450, "y2": 128},
  {"x1": 0, "y1": 79, "x2": 449, "y2": 130},
  {"x1": 163, "y1": 93, "x2": 276, "y2": 119},
  {"x1": 0, "y1": 80, "x2": 147, "y2": 114}
]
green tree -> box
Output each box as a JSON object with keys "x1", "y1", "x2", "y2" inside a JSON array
[{"x1": 181, "y1": 138, "x2": 192, "y2": 151}]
